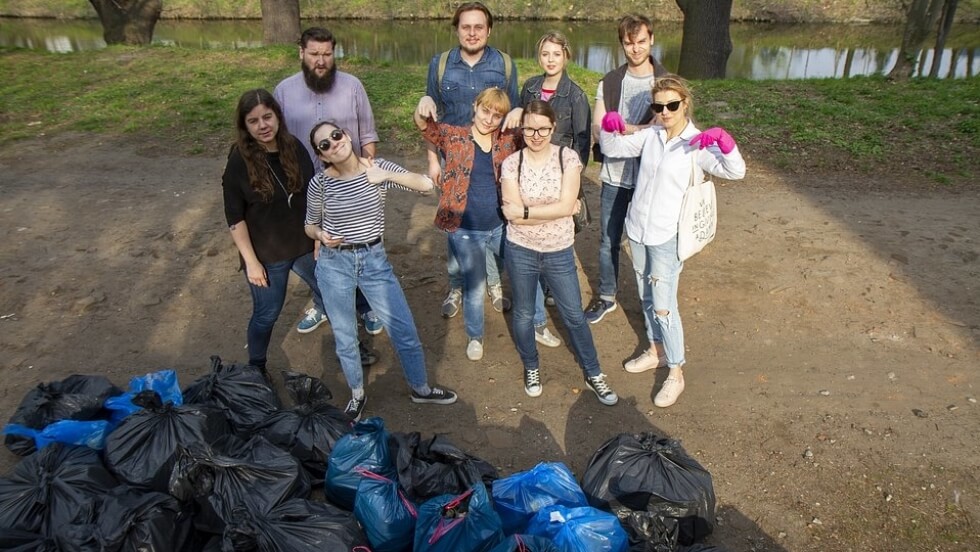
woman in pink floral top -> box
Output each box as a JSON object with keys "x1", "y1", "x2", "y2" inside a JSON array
[{"x1": 500, "y1": 100, "x2": 619, "y2": 406}]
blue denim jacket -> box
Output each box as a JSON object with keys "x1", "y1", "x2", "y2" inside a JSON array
[
  {"x1": 520, "y1": 72, "x2": 592, "y2": 167},
  {"x1": 426, "y1": 46, "x2": 520, "y2": 127}
]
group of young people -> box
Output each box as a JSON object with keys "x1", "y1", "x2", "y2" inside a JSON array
[{"x1": 221, "y1": 3, "x2": 746, "y2": 421}]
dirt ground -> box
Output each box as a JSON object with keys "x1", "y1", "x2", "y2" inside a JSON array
[{"x1": 0, "y1": 132, "x2": 977, "y2": 551}]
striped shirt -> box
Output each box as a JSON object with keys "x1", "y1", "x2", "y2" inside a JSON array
[{"x1": 304, "y1": 158, "x2": 416, "y2": 244}]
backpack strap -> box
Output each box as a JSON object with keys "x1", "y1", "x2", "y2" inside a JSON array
[
  {"x1": 436, "y1": 50, "x2": 450, "y2": 104},
  {"x1": 501, "y1": 51, "x2": 513, "y2": 91}
]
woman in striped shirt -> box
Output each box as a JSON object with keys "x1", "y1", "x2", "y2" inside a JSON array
[{"x1": 304, "y1": 121, "x2": 458, "y2": 421}]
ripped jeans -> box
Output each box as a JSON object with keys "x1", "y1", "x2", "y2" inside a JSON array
[{"x1": 628, "y1": 236, "x2": 685, "y2": 368}]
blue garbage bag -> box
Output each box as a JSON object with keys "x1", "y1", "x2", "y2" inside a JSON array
[
  {"x1": 3, "y1": 420, "x2": 110, "y2": 451},
  {"x1": 526, "y1": 504, "x2": 628, "y2": 552},
  {"x1": 324, "y1": 417, "x2": 394, "y2": 510},
  {"x1": 353, "y1": 469, "x2": 417, "y2": 552},
  {"x1": 414, "y1": 483, "x2": 503, "y2": 552},
  {"x1": 492, "y1": 462, "x2": 588, "y2": 535},
  {"x1": 104, "y1": 369, "x2": 183, "y2": 424},
  {"x1": 489, "y1": 534, "x2": 561, "y2": 552}
]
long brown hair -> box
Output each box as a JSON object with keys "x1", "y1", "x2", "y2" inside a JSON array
[{"x1": 234, "y1": 89, "x2": 303, "y2": 202}]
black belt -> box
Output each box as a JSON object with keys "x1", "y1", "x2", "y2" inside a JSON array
[{"x1": 334, "y1": 236, "x2": 382, "y2": 251}]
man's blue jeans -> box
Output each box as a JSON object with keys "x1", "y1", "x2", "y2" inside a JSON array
[
  {"x1": 246, "y1": 252, "x2": 321, "y2": 368},
  {"x1": 629, "y1": 236, "x2": 686, "y2": 368},
  {"x1": 315, "y1": 242, "x2": 428, "y2": 392},
  {"x1": 597, "y1": 182, "x2": 634, "y2": 301},
  {"x1": 505, "y1": 241, "x2": 601, "y2": 378}
]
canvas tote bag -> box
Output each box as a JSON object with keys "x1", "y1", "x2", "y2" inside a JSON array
[{"x1": 677, "y1": 156, "x2": 717, "y2": 262}]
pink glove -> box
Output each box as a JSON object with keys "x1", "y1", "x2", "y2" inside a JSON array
[
  {"x1": 689, "y1": 127, "x2": 736, "y2": 154},
  {"x1": 601, "y1": 111, "x2": 627, "y2": 134}
]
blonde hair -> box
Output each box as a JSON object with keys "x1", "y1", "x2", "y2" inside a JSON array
[
  {"x1": 536, "y1": 31, "x2": 571, "y2": 60},
  {"x1": 651, "y1": 74, "x2": 695, "y2": 121},
  {"x1": 474, "y1": 87, "x2": 511, "y2": 116}
]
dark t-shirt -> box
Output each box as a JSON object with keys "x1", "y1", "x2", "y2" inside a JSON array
[
  {"x1": 460, "y1": 147, "x2": 504, "y2": 231},
  {"x1": 221, "y1": 135, "x2": 315, "y2": 265}
]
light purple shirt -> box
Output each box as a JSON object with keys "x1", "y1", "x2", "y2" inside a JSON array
[{"x1": 273, "y1": 71, "x2": 379, "y2": 168}]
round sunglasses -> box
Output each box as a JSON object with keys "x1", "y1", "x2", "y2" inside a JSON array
[{"x1": 316, "y1": 129, "x2": 345, "y2": 152}]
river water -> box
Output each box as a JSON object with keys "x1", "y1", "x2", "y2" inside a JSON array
[{"x1": 2, "y1": 18, "x2": 977, "y2": 79}]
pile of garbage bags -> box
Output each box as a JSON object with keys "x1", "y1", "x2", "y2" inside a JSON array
[{"x1": 1, "y1": 357, "x2": 727, "y2": 552}]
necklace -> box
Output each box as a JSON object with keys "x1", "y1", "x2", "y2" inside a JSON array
[{"x1": 266, "y1": 160, "x2": 293, "y2": 208}]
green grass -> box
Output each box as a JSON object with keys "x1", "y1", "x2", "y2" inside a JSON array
[{"x1": 1, "y1": 46, "x2": 977, "y2": 183}]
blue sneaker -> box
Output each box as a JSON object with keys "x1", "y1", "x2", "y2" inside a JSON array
[
  {"x1": 362, "y1": 311, "x2": 383, "y2": 336},
  {"x1": 296, "y1": 308, "x2": 328, "y2": 334},
  {"x1": 584, "y1": 298, "x2": 617, "y2": 324}
]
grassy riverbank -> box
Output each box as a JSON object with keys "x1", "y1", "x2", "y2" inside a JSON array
[
  {"x1": 3, "y1": 0, "x2": 980, "y2": 23},
  {"x1": 1, "y1": 46, "x2": 977, "y2": 183}
]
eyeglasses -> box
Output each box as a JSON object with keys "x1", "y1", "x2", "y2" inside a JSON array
[
  {"x1": 316, "y1": 129, "x2": 345, "y2": 152},
  {"x1": 652, "y1": 100, "x2": 683, "y2": 114},
  {"x1": 522, "y1": 127, "x2": 554, "y2": 138}
]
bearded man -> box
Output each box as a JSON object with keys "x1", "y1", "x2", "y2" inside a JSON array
[{"x1": 274, "y1": 27, "x2": 378, "y2": 169}]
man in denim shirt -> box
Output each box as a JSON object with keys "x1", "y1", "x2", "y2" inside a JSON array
[{"x1": 416, "y1": 1, "x2": 519, "y2": 319}]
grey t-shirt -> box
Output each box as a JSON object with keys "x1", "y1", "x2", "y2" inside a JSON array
[{"x1": 596, "y1": 71, "x2": 654, "y2": 189}]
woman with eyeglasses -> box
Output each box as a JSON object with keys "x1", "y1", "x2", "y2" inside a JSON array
[
  {"x1": 414, "y1": 87, "x2": 521, "y2": 362},
  {"x1": 221, "y1": 89, "x2": 319, "y2": 374},
  {"x1": 599, "y1": 75, "x2": 746, "y2": 408},
  {"x1": 500, "y1": 100, "x2": 619, "y2": 407},
  {"x1": 304, "y1": 121, "x2": 458, "y2": 421}
]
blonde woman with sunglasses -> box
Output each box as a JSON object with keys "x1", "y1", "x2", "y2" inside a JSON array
[{"x1": 599, "y1": 75, "x2": 746, "y2": 408}]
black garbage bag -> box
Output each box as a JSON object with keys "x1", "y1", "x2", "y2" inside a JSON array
[
  {"x1": 624, "y1": 512, "x2": 681, "y2": 552},
  {"x1": 169, "y1": 434, "x2": 311, "y2": 534},
  {"x1": 4, "y1": 375, "x2": 121, "y2": 456},
  {"x1": 182, "y1": 356, "x2": 281, "y2": 434},
  {"x1": 0, "y1": 443, "x2": 118, "y2": 534},
  {"x1": 221, "y1": 499, "x2": 369, "y2": 551},
  {"x1": 390, "y1": 431, "x2": 498, "y2": 502},
  {"x1": 0, "y1": 525, "x2": 100, "y2": 552},
  {"x1": 252, "y1": 372, "x2": 351, "y2": 481},
  {"x1": 103, "y1": 391, "x2": 229, "y2": 492},
  {"x1": 581, "y1": 433, "x2": 715, "y2": 546},
  {"x1": 93, "y1": 486, "x2": 193, "y2": 552}
]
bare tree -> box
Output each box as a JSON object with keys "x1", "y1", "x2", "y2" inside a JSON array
[
  {"x1": 261, "y1": 0, "x2": 301, "y2": 46},
  {"x1": 888, "y1": 0, "x2": 945, "y2": 80},
  {"x1": 929, "y1": 0, "x2": 959, "y2": 78},
  {"x1": 89, "y1": 0, "x2": 162, "y2": 46},
  {"x1": 675, "y1": 0, "x2": 734, "y2": 79}
]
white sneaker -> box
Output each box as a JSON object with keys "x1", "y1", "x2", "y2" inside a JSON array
[
  {"x1": 654, "y1": 376, "x2": 685, "y2": 407},
  {"x1": 488, "y1": 284, "x2": 511, "y2": 312},
  {"x1": 624, "y1": 350, "x2": 666, "y2": 373},
  {"x1": 535, "y1": 327, "x2": 562, "y2": 348},
  {"x1": 466, "y1": 339, "x2": 484, "y2": 361}
]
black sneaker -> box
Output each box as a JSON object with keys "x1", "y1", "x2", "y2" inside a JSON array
[
  {"x1": 585, "y1": 374, "x2": 619, "y2": 406},
  {"x1": 524, "y1": 369, "x2": 542, "y2": 397},
  {"x1": 359, "y1": 343, "x2": 378, "y2": 367},
  {"x1": 584, "y1": 298, "x2": 617, "y2": 324},
  {"x1": 345, "y1": 395, "x2": 367, "y2": 422},
  {"x1": 411, "y1": 386, "x2": 458, "y2": 405}
]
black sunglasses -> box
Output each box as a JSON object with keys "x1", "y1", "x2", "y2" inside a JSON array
[
  {"x1": 316, "y1": 129, "x2": 345, "y2": 152},
  {"x1": 652, "y1": 100, "x2": 683, "y2": 114}
]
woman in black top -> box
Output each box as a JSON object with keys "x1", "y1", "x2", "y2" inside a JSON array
[{"x1": 220, "y1": 88, "x2": 319, "y2": 371}]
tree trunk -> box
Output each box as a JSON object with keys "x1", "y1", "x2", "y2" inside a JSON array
[
  {"x1": 88, "y1": 0, "x2": 162, "y2": 46},
  {"x1": 260, "y1": 0, "x2": 301, "y2": 46},
  {"x1": 675, "y1": 0, "x2": 734, "y2": 79},
  {"x1": 887, "y1": 0, "x2": 944, "y2": 81},
  {"x1": 929, "y1": 0, "x2": 959, "y2": 78}
]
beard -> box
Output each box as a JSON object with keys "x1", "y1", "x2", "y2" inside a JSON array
[{"x1": 302, "y1": 62, "x2": 337, "y2": 94}]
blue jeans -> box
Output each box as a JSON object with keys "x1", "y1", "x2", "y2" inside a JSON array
[
  {"x1": 315, "y1": 242, "x2": 428, "y2": 392},
  {"x1": 246, "y1": 252, "x2": 321, "y2": 368},
  {"x1": 448, "y1": 225, "x2": 504, "y2": 340},
  {"x1": 597, "y1": 182, "x2": 634, "y2": 301},
  {"x1": 446, "y1": 234, "x2": 502, "y2": 289},
  {"x1": 628, "y1": 237, "x2": 685, "y2": 368},
  {"x1": 505, "y1": 241, "x2": 600, "y2": 378}
]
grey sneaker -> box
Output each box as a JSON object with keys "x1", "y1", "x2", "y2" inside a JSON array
[
  {"x1": 584, "y1": 298, "x2": 617, "y2": 324},
  {"x1": 585, "y1": 374, "x2": 619, "y2": 406},
  {"x1": 345, "y1": 395, "x2": 366, "y2": 422},
  {"x1": 524, "y1": 369, "x2": 542, "y2": 397},
  {"x1": 359, "y1": 343, "x2": 378, "y2": 367},
  {"x1": 442, "y1": 288, "x2": 462, "y2": 318},
  {"x1": 488, "y1": 284, "x2": 511, "y2": 312},
  {"x1": 411, "y1": 386, "x2": 458, "y2": 405},
  {"x1": 534, "y1": 327, "x2": 562, "y2": 348}
]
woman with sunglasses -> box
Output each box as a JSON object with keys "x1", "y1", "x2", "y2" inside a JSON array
[
  {"x1": 304, "y1": 121, "x2": 458, "y2": 421},
  {"x1": 221, "y1": 89, "x2": 319, "y2": 373},
  {"x1": 599, "y1": 75, "x2": 746, "y2": 408},
  {"x1": 500, "y1": 100, "x2": 619, "y2": 407},
  {"x1": 414, "y1": 87, "x2": 521, "y2": 362}
]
